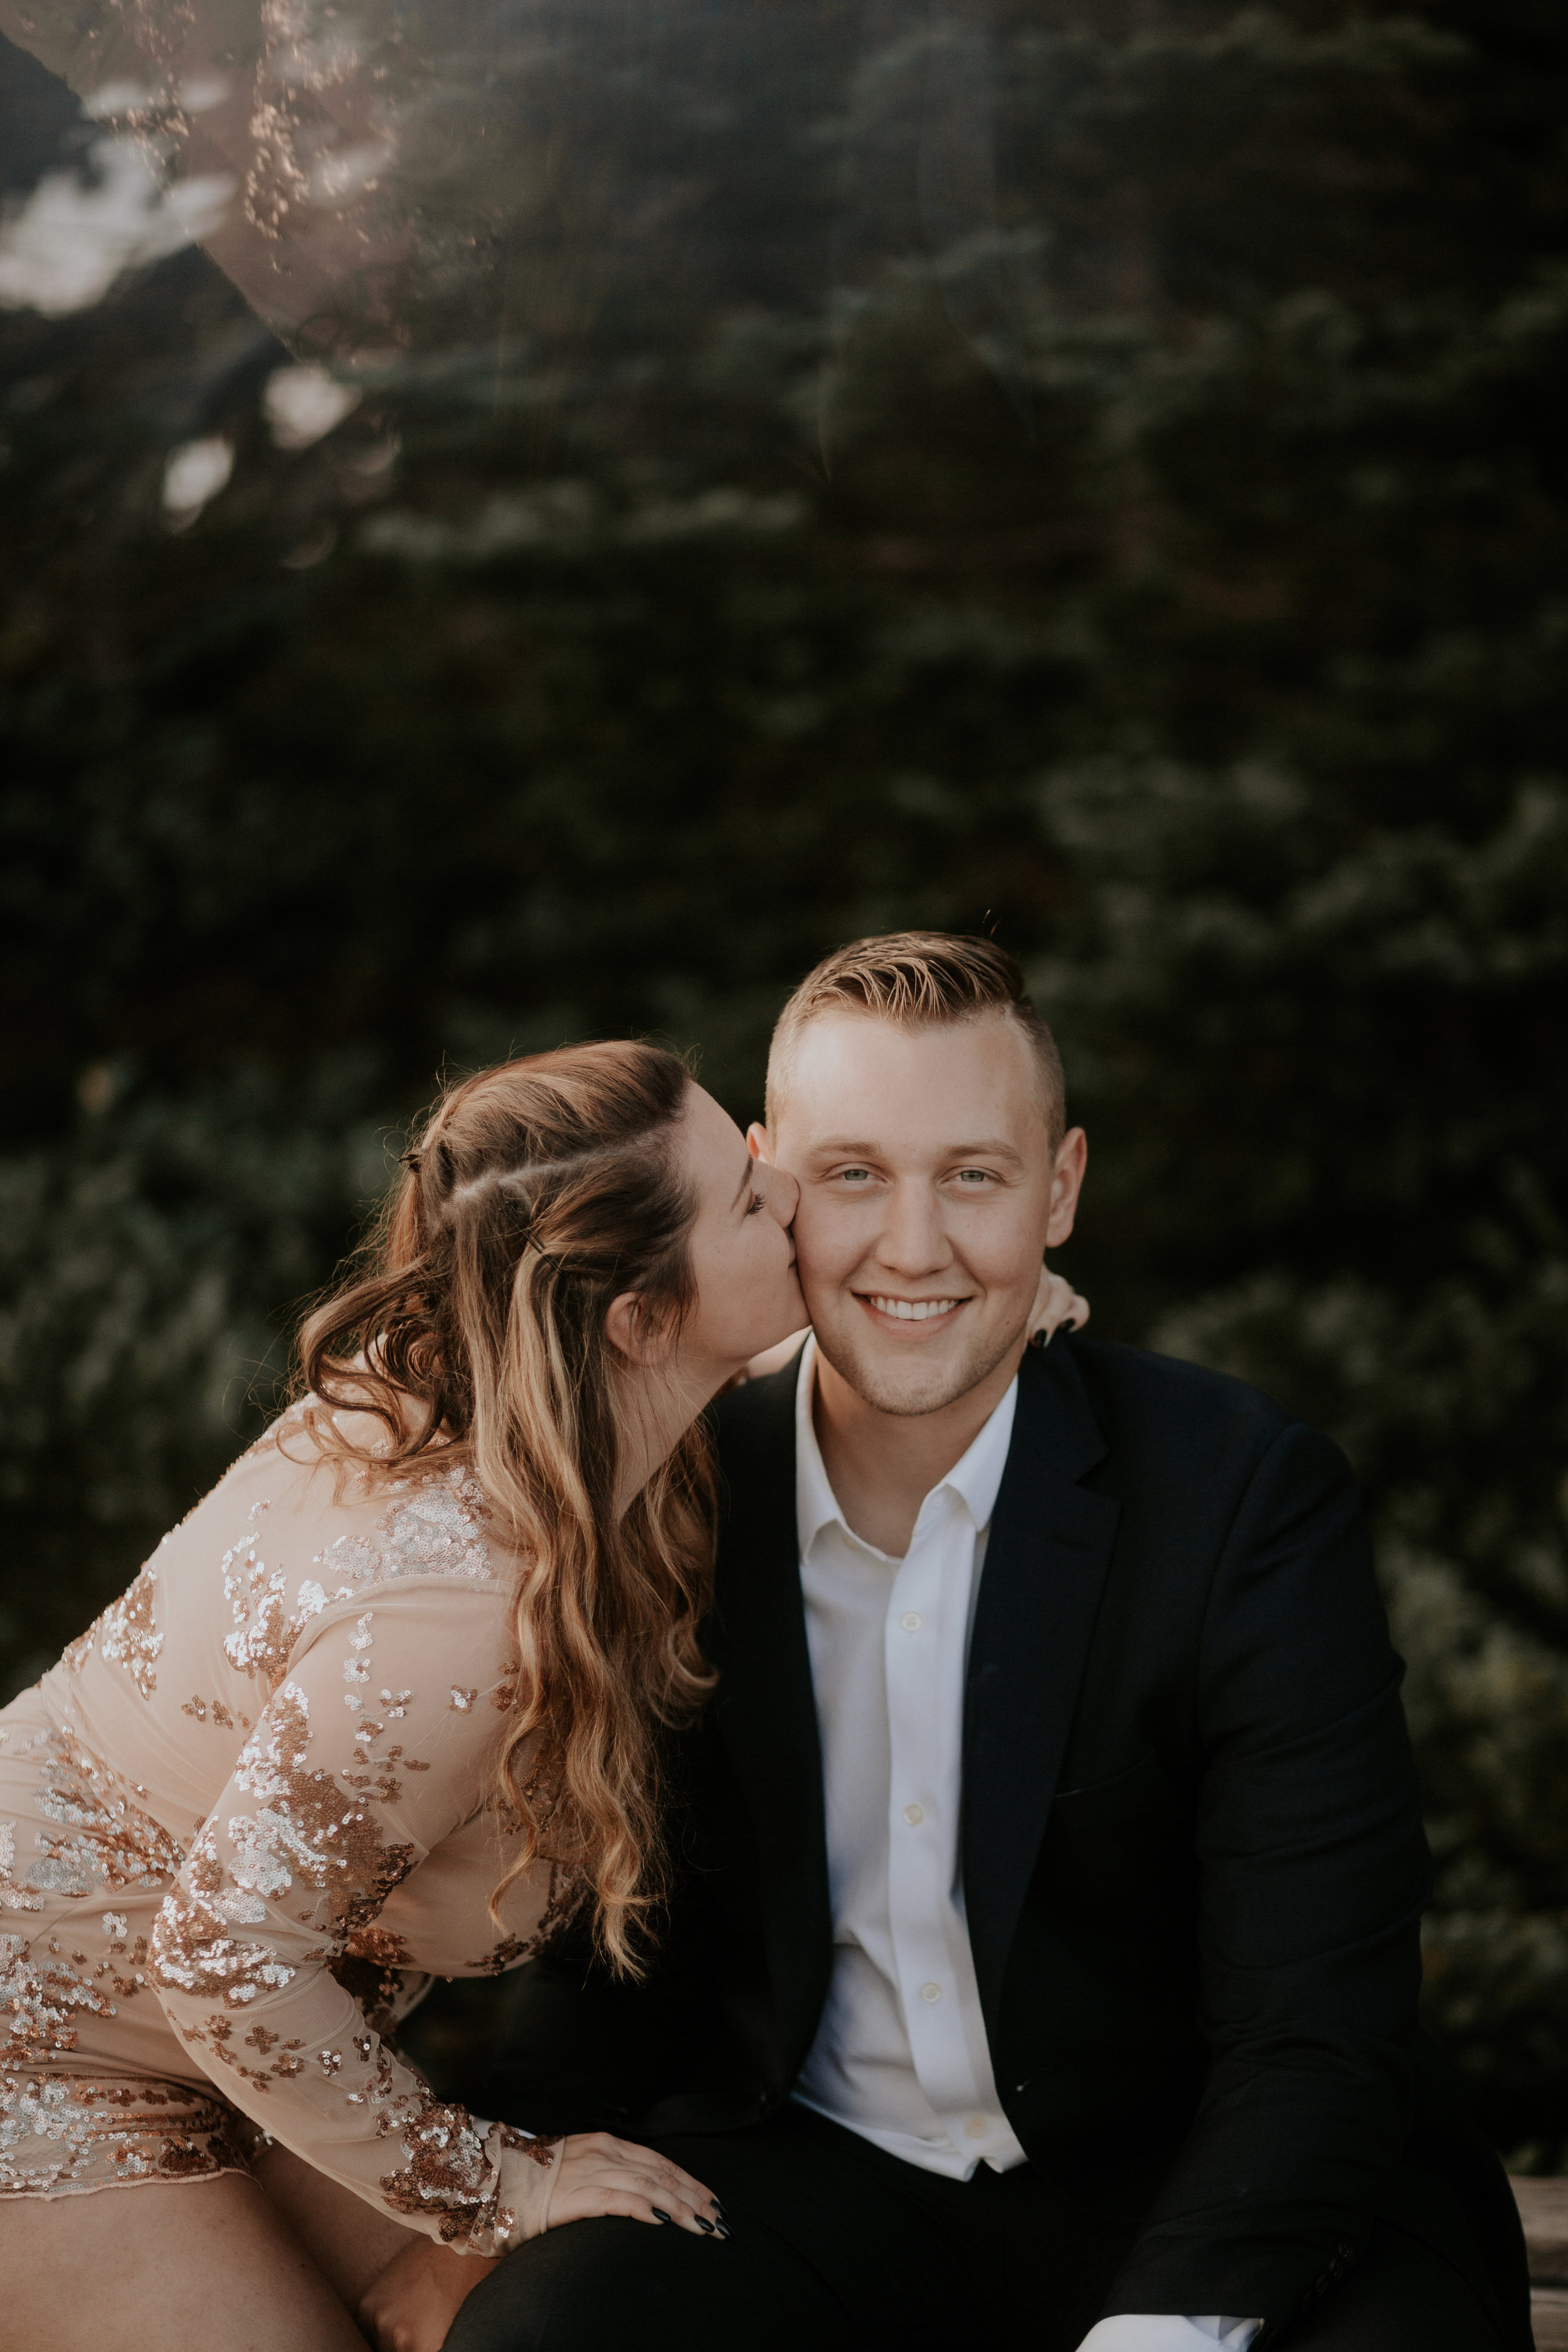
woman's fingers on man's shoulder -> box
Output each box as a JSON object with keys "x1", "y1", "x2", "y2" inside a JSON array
[{"x1": 1029, "y1": 1267, "x2": 1089, "y2": 1344}]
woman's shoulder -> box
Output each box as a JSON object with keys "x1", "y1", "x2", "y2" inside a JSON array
[
  {"x1": 211, "y1": 1395, "x2": 525, "y2": 1610},
  {"x1": 314, "y1": 1453, "x2": 506, "y2": 1599},
  {"x1": 237, "y1": 1377, "x2": 424, "y2": 1479}
]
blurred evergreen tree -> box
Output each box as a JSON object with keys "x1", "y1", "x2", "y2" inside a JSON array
[{"x1": 1, "y1": 0, "x2": 1565, "y2": 2146}]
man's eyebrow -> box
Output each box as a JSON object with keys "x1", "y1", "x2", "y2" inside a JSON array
[
  {"x1": 947, "y1": 1139, "x2": 1028, "y2": 1167},
  {"x1": 806, "y1": 1137, "x2": 1028, "y2": 1167}
]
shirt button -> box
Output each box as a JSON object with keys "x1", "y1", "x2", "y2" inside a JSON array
[
  {"x1": 901, "y1": 1611, "x2": 923, "y2": 1632},
  {"x1": 919, "y1": 1981, "x2": 942, "y2": 2003},
  {"x1": 965, "y1": 2116, "x2": 988, "y2": 2139},
  {"x1": 903, "y1": 1803, "x2": 924, "y2": 1826}
]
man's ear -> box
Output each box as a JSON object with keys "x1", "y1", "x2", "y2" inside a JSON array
[
  {"x1": 605, "y1": 1289, "x2": 664, "y2": 1366},
  {"x1": 1044, "y1": 1128, "x2": 1088, "y2": 1249},
  {"x1": 746, "y1": 1121, "x2": 773, "y2": 1165}
]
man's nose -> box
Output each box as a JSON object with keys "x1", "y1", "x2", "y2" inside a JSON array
[{"x1": 875, "y1": 1181, "x2": 950, "y2": 1276}]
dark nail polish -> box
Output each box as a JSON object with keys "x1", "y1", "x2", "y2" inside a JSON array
[
  {"x1": 694, "y1": 2215, "x2": 716, "y2": 2234},
  {"x1": 714, "y1": 2224, "x2": 731, "y2": 2240},
  {"x1": 652, "y1": 2208, "x2": 673, "y2": 2224},
  {"x1": 1032, "y1": 1327, "x2": 1051, "y2": 1350},
  {"x1": 1064, "y1": 1316, "x2": 1080, "y2": 1332}
]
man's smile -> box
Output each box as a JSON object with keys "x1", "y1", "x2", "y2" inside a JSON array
[{"x1": 856, "y1": 1293, "x2": 970, "y2": 1327}]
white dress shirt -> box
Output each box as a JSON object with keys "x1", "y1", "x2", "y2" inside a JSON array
[{"x1": 788, "y1": 1337, "x2": 1259, "y2": 2352}]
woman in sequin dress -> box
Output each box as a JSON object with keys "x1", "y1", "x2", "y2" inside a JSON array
[
  {"x1": 0, "y1": 1037, "x2": 1086, "y2": 2352},
  {"x1": 0, "y1": 1042, "x2": 815, "y2": 2352}
]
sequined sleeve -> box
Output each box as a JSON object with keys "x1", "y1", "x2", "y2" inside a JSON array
[{"x1": 148, "y1": 1586, "x2": 559, "y2": 2253}]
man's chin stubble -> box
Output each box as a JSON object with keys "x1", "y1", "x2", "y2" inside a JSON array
[{"x1": 816, "y1": 1319, "x2": 1025, "y2": 1419}]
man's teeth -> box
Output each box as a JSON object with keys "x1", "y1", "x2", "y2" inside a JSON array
[{"x1": 871, "y1": 1296, "x2": 960, "y2": 1322}]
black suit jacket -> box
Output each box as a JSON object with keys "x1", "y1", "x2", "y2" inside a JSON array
[{"x1": 494, "y1": 1336, "x2": 1530, "y2": 2347}]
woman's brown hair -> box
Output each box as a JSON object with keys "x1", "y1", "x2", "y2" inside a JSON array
[{"x1": 294, "y1": 1041, "x2": 714, "y2": 1975}]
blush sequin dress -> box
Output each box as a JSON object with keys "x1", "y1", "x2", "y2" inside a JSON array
[{"x1": 0, "y1": 1402, "x2": 581, "y2": 2250}]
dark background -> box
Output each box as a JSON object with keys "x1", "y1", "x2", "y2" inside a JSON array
[{"x1": 2, "y1": 0, "x2": 1566, "y2": 2159}]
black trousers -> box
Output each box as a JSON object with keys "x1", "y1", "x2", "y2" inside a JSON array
[{"x1": 444, "y1": 2105, "x2": 1505, "y2": 2352}]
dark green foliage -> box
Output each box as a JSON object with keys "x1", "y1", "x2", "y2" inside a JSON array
[{"x1": 2, "y1": 0, "x2": 1565, "y2": 2149}]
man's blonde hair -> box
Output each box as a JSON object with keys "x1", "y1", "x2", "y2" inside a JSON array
[{"x1": 765, "y1": 931, "x2": 1066, "y2": 1147}]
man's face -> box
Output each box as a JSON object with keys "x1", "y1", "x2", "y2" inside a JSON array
[{"x1": 755, "y1": 1010, "x2": 1085, "y2": 1417}]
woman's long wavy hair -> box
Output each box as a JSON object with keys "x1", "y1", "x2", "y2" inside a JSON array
[{"x1": 294, "y1": 1042, "x2": 716, "y2": 1975}]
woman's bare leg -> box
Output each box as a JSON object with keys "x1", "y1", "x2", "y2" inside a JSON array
[
  {"x1": 252, "y1": 2137, "x2": 423, "y2": 2307},
  {"x1": 0, "y1": 2171, "x2": 369, "y2": 2352}
]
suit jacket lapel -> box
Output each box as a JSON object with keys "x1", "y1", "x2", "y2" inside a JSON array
[
  {"x1": 709, "y1": 1357, "x2": 834, "y2": 2074},
  {"x1": 962, "y1": 1343, "x2": 1121, "y2": 2032}
]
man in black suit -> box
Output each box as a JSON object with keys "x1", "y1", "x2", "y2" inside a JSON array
[{"x1": 437, "y1": 931, "x2": 1528, "y2": 2352}]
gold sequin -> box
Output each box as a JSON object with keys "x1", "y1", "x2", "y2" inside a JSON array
[
  {"x1": 0, "y1": 1822, "x2": 43, "y2": 1917},
  {"x1": 96, "y1": 1567, "x2": 163, "y2": 1701},
  {"x1": 0, "y1": 2063, "x2": 252, "y2": 2196},
  {"x1": 0, "y1": 1934, "x2": 115, "y2": 2065},
  {"x1": 342, "y1": 1613, "x2": 375, "y2": 1714},
  {"x1": 221, "y1": 1501, "x2": 331, "y2": 1691},
  {"x1": 23, "y1": 1727, "x2": 184, "y2": 1903},
  {"x1": 318, "y1": 1471, "x2": 495, "y2": 1593},
  {"x1": 228, "y1": 1684, "x2": 417, "y2": 1939},
  {"x1": 148, "y1": 1832, "x2": 301, "y2": 2010},
  {"x1": 378, "y1": 2098, "x2": 501, "y2": 2244},
  {"x1": 344, "y1": 1925, "x2": 414, "y2": 1969},
  {"x1": 465, "y1": 1863, "x2": 587, "y2": 1976},
  {"x1": 178, "y1": 1696, "x2": 236, "y2": 1727},
  {"x1": 149, "y1": 1678, "x2": 416, "y2": 2019}
]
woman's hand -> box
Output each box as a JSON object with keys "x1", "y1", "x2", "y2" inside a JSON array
[
  {"x1": 1027, "y1": 1266, "x2": 1088, "y2": 1347},
  {"x1": 356, "y1": 2134, "x2": 725, "y2": 2349},
  {"x1": 544, "y1": 2129, "x2": 724, "y2": 2234}
]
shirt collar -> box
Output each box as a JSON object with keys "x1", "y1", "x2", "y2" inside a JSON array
[{"x1": 794, "y1": 1331, "x2": 1019, "y2": 1558}]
